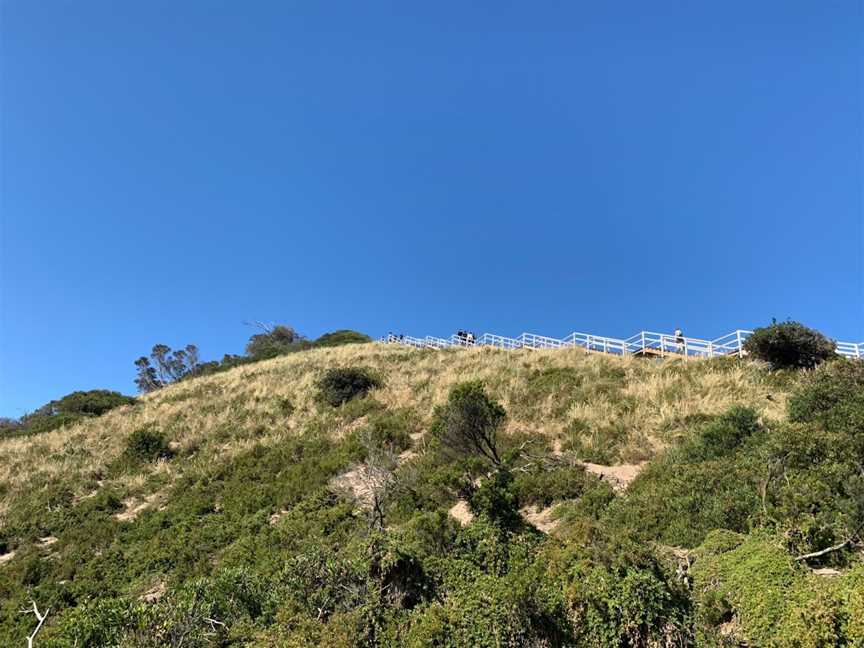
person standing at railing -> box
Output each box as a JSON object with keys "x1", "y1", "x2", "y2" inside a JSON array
[
  {"x1": 674, "y1": 328, "x2": 684, "y2": 354},
  {"x1": 467, "y1": 332, "x2": 475, "y2": 345}
]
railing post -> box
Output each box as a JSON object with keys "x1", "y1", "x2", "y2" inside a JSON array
[{"x1": 736, "y1": 330, "x2": 742, "y2": 355}]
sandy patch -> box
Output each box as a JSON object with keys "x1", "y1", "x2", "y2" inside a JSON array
[
  {"x1": 521, "y1": 504, "x2": 558, "y2": 533},
  {"x1": 139, "y1": 581, "x2": 167, "y2": 603},
  {"x1": 115, "y1": 492, "x2": 163, "y2": 522},
  {"x1": 0, "y1": 550, "x2": 15, "y2": 566},
  {"x1": 448, "y1": 500, "x2": 474, "y2": 526},
  {"x1": 581, "y1": 461, "x2": 645, "y2": 491}
]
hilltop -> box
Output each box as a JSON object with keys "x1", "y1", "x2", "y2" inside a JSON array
[{"x1": 0, "y1": 336, "x2": 862, "y2": 646}]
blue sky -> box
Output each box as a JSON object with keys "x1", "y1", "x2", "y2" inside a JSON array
[{"x1": 1, "y1": 1, "x2": 862, "y2": 416}]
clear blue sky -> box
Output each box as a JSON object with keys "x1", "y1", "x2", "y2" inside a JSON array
[{"x1": 1, "y1": 1, "x2": 862, "y2": 416}]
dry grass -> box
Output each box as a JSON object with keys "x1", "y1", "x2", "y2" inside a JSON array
[{"x1": 0, "y1": 342, "x2": 790, "y2": 530}]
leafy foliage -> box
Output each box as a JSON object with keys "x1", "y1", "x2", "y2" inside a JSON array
[
  {"x1": 135, "y1": 344, "x2": 200, "y2": 392},
  {"x1": 316, "y1": 367, "x2": 382, "y2": 407},
  {"x1": 123, "y1": 426, "x2": 173, "y2": 462},
  {"x1": 430, "y1": 381, "x2": 506, "y2": 467},
  {"x1": 744, "y1": 320, "x2": 836, "y2": 369},
  {"x1": 4, "y1": 390, "x2": 136, "y2": 438},
  {"x1": 246, "y1": 325, "x2": 309, "y2": 360},
  {"x1": 3, "y1": 334, "x2": 864, "y2": 646},
  {"x1": 314, "y1": 330, "x2": 373, "y2": 348}
]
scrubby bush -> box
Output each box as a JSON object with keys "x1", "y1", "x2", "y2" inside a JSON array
[
  {"x1": 345, "y1": 409, "x2": 414, "y2": 461},
  {"x1": 316, "y1": 367, "x2": 381, "y2": 407},
  {"x1": 515, "y1": 464, "x2": 593, "y2": 509},
  {"x1": 11, "y1": 389, "x2": 137, "y2": 437},
  {"x1": 53, "y1": 390, "x2": 136, "y2": 416},
  {"x1": 607, "y1": 408, "x2": 765, "y2": 547},
  {"x1": 788, "y1": 358, "x2": 864, "y2": 428},
  {"x1": 468, "y1": 468, "x2": 522, "y2": 530},
  {"x1": 314, "y1": 329, "x2": 372, "y2": 348},
  {"x1": 678, "y1": 406, "x2": 761, "y2": 462},
  {"x1": 124, "y1": 426, "x2": 173, "y2": 462},
  {"x1": 744, "y1": 321, "x2": 835, "y2": 369},
  {"x1": 566, "y1": 565, "x2": 691, "y2": 646},
  {"x1": 431, "y1": 381, "x2": 506, "y2": 466},
  {"x1": 246, "y1": 325, "x2": 309, "y2": 360},
  {"x1": 692, "y1": 531, "x2": 864, "y2": 646}
]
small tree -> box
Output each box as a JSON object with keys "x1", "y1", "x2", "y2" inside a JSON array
[
  {"x1": 430, "y1": 381, "x2": 506, "y2": 467},
  {"x1": 134, "y1": 356, "x2": 161, "y2": 392},
  {"x1": 354, "y1": 428, "x2": 400, "y2": 531},
  {"x1": 743, "y1": 320, "x2": 835, "y2": 369},
  {"x1": 245, "y1": 324, "x2": 306, "y2": 360}
]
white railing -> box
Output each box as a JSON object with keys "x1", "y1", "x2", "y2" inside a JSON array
[
  {"x1": 382, "y1": 330, "x2": 862, "y2": 360},
  {"x1": 836, "y1": 340, "x2": 863, "y2": 359}
]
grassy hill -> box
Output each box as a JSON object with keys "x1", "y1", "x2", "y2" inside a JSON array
[{"x1": 0, "y1": 343, "x2": 862, "y2": 646}]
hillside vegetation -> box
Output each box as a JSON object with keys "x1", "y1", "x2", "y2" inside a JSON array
[{"x1": 1, "y1": 336, "x2": 862, "y2": 646}]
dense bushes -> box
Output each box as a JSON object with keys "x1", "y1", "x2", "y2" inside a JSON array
[
  {"x1": 133, "y1": 326, "x2": 372, "y2": 390},
  {"x1": 788, "y1": 358, "x2": 864, "y2": 430},
  {"x1": 610, "y1": 360, "x2": 864, "y2": 567},
  {"x1": 315, "y1": 330, "x2": 373, "y2": 348},
  {"x1": 5, "y1": 389, "x2": 136, "y2": 438},
  {"x1": 4, "y1": 330, "x2": 864, "y2": 645},
  {"x1": 515, "y1": 464, "x2": 597, "y2": 509},
  {"x1": 692, "y1": 531, "x2": 864, "y2": 646},
  {"x1": 246, "y1": 325, "x2": 309, "y2": 360},
  {"x1": 316, "y1": 367, "x2": 382, "y2": 406},
  {"x1": 246, "y1": 326, "x2": 371, "y2": 360},
  {"x1": 744, "y1": 320, "x2": 836, "y2": 369}
]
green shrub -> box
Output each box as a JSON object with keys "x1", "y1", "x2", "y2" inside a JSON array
[
  {"x1": 430, "y1": 381, "x2": 506, "y2": 466},
  {"x1": 345, "y1": 409, "x2": 414, "y2": 461},
  {"x1": 314, "y1": 330, "x2": 372, "y2": 348},
  {"x1": 606, "y1": 409, "x2": 767, "y2": 547},
  {"x1": 12, "y1": 390, "x2": 136, "y2": 437},
  {"x1": 124, "y1": 427, "x2": 173, "y2": 462},
  {"x1": 678, "y1": 406, "x2": 761, "y2": 462},
  {"x1": 692, "y1": 531, "x2": 864, "y2": 646},
  {"x1": 566, "y1": 565, "x2": 691, "y2": 646},
  {"x1": 744, "y1": 321, "x2": 835, "y2": 370},
  {"x1": 515, "y1": 465, "x2": 591, "y2": 509},
  {"x1": 468, "y1": 469, "x2": 522, "y2": 530},
  {"x1": 52, "y1": 390, "x2": 136, "y2": 416},
  {"x1": 788, "y1": 359, "x2": 864, "y2": 429},
  {"x1": 397, "y1": 510, "x2": 461, "y2": 559},
  {"x1": 316, "y1": 367, "x2": 382, "y2": 407},
  {"x1": 246, "y1": 324, "x2": 310, "y2": 360}
]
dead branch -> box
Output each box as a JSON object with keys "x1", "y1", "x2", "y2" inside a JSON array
[
  {"x1": 795, "y1": 520, "x2": 864, "y2": 562},
  {"x1": 21, "y1": 600, "x2": 49, "y2": 648}
]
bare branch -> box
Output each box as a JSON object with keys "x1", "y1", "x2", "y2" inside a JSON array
[
  {"x1": 795, "y1": 520, "x2": 864, "y2": 562},
  {"x1": 23, "y1": 600, "x2": 50, "y2": 648}
]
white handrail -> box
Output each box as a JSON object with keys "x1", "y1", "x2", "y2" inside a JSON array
[{"x1": 381, "y1": 329, "x2": 862, "y2": 360}]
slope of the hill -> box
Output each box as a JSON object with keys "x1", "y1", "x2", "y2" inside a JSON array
[{"x1": 0, "y1": 343, "x2": 861, "y2": 647}]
